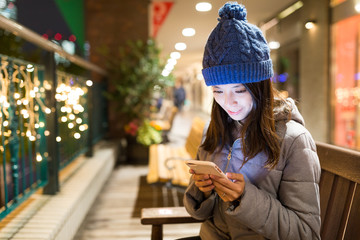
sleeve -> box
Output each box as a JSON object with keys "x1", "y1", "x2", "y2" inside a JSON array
[
  {"x1": 183, "y1": 179, "x2": 217, "y2": 220},
  {"x1": 226, "y1": 132, "x2": 321, "y2": 240},
  {"x1": 184, "y1": 139, "x2": 217, "y2": 220}
]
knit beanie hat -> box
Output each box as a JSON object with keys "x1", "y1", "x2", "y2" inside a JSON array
[{"x1": 202, "y1": 2, "x2": 273, "y2": 86}]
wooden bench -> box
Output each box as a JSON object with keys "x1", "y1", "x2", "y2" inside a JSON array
[
  {"x1": 151, "y1": 99, "x2": 173, "y2": 120},
  {"x1": 142, "y1": 142, "x2": 360, "y2": 240},
  {"x1": 147, "y1": 116, "x2": 206, "y2": 187},
  {"x1": 151, "y1": 106, "x2": 178, "y2": 132}
]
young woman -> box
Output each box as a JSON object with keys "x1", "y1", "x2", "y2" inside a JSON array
[{"x1": 183, "y1": 2, "x2": 321, "y2": 240}]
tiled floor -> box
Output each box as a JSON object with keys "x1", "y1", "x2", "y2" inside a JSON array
[{"x1": 74, "y1": 109, "x2": 209, "y2": 240}]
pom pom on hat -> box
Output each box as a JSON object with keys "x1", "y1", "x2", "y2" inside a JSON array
[
  {"x1": 218, "y1": 2, "x2": 247, "y2": 21},
  {"x1": 202, "y1": 2, "x2": 273, "y2": 86}
]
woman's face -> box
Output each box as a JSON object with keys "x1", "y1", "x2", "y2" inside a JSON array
[{"x1": 212, "y1": 83, "x2": 253, "y2": 121}]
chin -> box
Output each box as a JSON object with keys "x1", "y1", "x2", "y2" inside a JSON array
[{"x1": 228, "y1": 115, "x2": 244, "y2": 121}]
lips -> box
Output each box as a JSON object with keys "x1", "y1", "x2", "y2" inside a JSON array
[{"x1": 227, "y1": 109, "x2": 241, "y2": 115}]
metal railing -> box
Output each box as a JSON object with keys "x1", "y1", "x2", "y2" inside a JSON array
[
  {"x1": 0, "y1": 55, "x2": 48, "y2": 218},
  {"x1": 0, "y1": 14, "x2": 108, "y2": 219}
]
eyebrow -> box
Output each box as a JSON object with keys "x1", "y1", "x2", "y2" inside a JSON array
[{"x1": 213, "y1": 85, "x2": 243, "y2": 89}]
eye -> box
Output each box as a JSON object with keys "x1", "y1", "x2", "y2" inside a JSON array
[
  {"x1": 235, "y1": 89, "x2": 246, "y2": 93},
  {"x1": 213, "y1": 90, "x2": 223, "y2": 94}
]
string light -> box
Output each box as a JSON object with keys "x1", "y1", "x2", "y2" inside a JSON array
[
  {"x1": 36, "y1": 153, "x2": 43, "y2": 162},
  {"x1": 0, "y1": 58, "x2": 91, "y2": 172}
]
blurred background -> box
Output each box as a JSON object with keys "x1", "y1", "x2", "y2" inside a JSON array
[
  {"x1": 0, "y1": 0, "x2": 360, "y2": 239},
  {"x1": 2, "y1": 0, "x2": 357, "y2": 149}
]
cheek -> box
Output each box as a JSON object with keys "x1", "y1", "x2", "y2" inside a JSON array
[
  {"x1": 244, "y1": 94, "x2": 254, "y2": 111},
  {"x1": 213, "y1": 95, "x2": 224, "y2": 106}
]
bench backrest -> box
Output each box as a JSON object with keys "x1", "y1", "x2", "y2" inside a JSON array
[
  {"x1": 317, "y1": 142, "x2": 360, "y2": 240},
  {"x1": 185, "y1": 117, "x2": 206, "y2": 159},
  {"x1": 167, "y1": 106, "x2": 178, "y2": 130},
  {"x1": 142, "y1": 141, "x2": 360, "y2": 240}
]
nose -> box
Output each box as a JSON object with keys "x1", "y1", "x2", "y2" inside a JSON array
[{"x1": 224, "y1": 92, "x2": 237, "y2": 107}]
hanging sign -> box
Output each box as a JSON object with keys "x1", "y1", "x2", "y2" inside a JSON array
[{"x1": 152, "y1": 1, "x2": 173, "y2": 38}]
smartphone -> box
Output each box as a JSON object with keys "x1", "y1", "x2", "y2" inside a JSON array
[{"x1": 185, "y1": 160, "x2": 227, "y2": 178}]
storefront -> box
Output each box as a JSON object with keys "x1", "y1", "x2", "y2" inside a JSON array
[{"x1": 331, "y1": 0, "x2": 360, "y2": 149}]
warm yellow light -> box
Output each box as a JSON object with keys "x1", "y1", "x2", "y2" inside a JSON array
[
  {"x1": 278, "y1": 1, "x2": 303, "y2": 19},
  {"x1": 36, "y1": 154, "x2": 42, "y2": 162},
  {"x1": 26, "y1": 64, "x2": 34, "y2": 72},
  {"x1": 30, "y1": 90, "x2": 36, "y2": 98},
  {"x1": 61, "y1": 116, "x2": 67, "y2": 122},
  {"x1": 355, "y1": 3, "x2": 360, "y2": 12},
  {"x1": 74, "y1": 132, "x2": 81, "y2": 139},
  {"x1": 305, "y1": 21, "x2": 316, "y2": 30},
  {"x1": 86, "y1": 80, "x2": 93, "y2": 87},
  {"x1": 56, "y1": 136, "x2": 61, "y2": 142}
]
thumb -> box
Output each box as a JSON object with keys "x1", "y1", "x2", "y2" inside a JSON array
[{"x1": 226, "y1": 172, "x2": 244, "y2": 182}]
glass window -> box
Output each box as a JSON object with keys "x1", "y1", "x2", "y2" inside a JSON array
[{"x1": 332, "y1": 14, "x2": 360, "y2": 149}]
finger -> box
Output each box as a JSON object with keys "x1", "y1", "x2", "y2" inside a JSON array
[
  {"x1": 217, "y1": 191, "x2": 230, "y2": 202},
  {"x1": 192, "y1": 173, "x2": 210, "y2": 181},
  {"x1": 213, "y1": 177, "x2": 245, "y2": 201},
  {"x1": 194, "y1": 178, "x2": 213, "y2": 188},
  {"x1": 226, "y1": 172, "x2": 245, "y2": 182},
  {"x1": 199, "y1": 185, "x2": 214, "y2": 193}
]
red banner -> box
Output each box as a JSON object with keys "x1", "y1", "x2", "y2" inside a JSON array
[{"x1": 152, "y1": 2, "x2": 173, "y2": 38}]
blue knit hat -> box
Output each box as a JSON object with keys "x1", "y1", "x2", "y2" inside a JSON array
[{"x1": 202, "y1": 2, "x2": 273, "y2": 86}]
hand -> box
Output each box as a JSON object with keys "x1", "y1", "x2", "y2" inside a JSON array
[
  {"x1": 210, "y1": 172, "x2": 245, "y2": 202},
  {"x1": 189, "y1": 169, "x2": 214, "y2": 197}
]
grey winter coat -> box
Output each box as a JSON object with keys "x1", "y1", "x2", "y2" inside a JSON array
[{"x1": 184, "y1": 99, "x2": 321, "y2": 239}]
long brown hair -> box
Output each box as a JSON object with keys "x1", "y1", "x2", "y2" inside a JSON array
[{"x1": 202, "y1": 79, "x2": 288, "y2": 169}]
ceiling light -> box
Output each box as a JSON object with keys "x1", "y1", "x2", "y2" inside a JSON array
[
  {"x1": 355, "y1": 3, "x2": 360, "y2": 12},
  {"x1": 165, "y1": 64, "x2": 174, "y2": 71},
  {"x1": 196, "y1": 2, "x2": 212, "y2": 12},
  {"x1": 182, "y1": 28, "x2": 196, "y2": 37},
  {"x1": 278, "y1": 1, "x2": 303, "y2": 19},
  {"x1": 175, "y1": 42, "x2": 187, "y2": 51},
  {"x1": 170, "y1": 52, "x2": 181, "y2": 59},
  {"x1": 268, "y1": 41, "x2": 280, "y2": 49},
  {"x1": 162, "y1": 69, "x2": 170, "y2": 77},
  {"x1": 305, "y1": 20, "x2": 316, "y2": 30},
  {"x1": 167, "y1": 58, "x2": 177, "y2": 65}
]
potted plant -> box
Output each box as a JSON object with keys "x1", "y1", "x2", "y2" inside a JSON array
[{"x1": 99, "y1": 39, "x2": 173, "y2": 163}]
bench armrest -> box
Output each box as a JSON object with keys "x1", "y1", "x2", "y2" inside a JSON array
[{"x1": 141, "y1": 207, "x2": 203, "y2": 240}]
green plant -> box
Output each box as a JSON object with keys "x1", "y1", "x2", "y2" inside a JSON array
[
  {"x1": 99, "y1": 39, "x2": 173, "y2": 137},
  {"x1": 136, "y1": 120, "x2": 162, "y2": 146}
]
